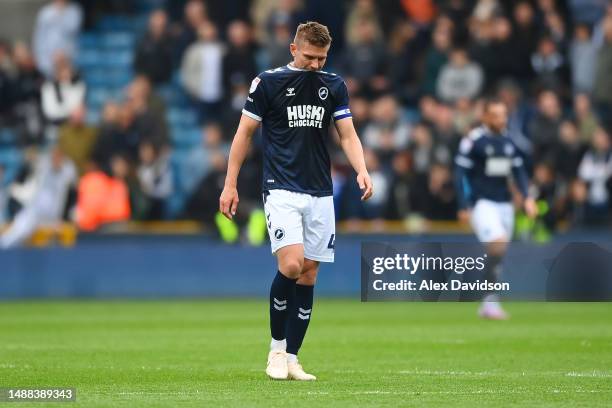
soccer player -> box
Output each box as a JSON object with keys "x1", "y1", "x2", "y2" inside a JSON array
[
  {"x1": 219, "y1": 22, "x2": 373, "y2": 380},
  {"x1": 455, "y1": 99, "x2": 537, "y2": 319}
]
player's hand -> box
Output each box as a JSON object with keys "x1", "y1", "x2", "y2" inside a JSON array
[
  {"x1": 524, "y1": 197, "x2": 538, "y2": 219},
  {"x1": 357, "y1": 171, "x2": 373, "y2": 201},
  {"x1": 457, "y1": 209, "x2": 471, "y2": 224},
  {"x1": 219, "y1": 186, "x2": 239, "y2": 220}
]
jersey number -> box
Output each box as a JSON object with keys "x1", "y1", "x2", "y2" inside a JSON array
[{"x1": 327, "y1": 234, "x2": 335, "y2": 249}]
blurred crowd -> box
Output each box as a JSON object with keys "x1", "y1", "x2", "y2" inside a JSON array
[{"x1": 1, "y1": 0, "x2": 612, "y2": 245}]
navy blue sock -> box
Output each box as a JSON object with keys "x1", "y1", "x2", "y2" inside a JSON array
[
  {"x1": 269, "y1": 271, "x2": 297, "y2": 341},
  {"x1": 286, "y1": 284, "x2": 314, "y2": 355}
]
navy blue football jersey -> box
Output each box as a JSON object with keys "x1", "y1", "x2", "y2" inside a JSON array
[
  {"x1": 455, "y1": 125, "x2": 529, "y2": 208},
  {"x1": 242, "y1": 64, "x2": 352, "y2": 197}
]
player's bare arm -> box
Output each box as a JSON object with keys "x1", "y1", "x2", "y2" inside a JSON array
[
  {"x1": 523, "y1": 197, "x2": 538, "y2": 219},
  {"x1": 219, "y1": 114, "x2": 260, "y2": 220},
  {"x1": 335, "y1": 117, "x2": 373, "y2": 201}
]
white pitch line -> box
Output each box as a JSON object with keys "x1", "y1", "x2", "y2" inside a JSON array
[
  {"x1": 565, "y1": 371, "x2": 612, "y2": 378},
  {"x1": 397, "y1": 370, "x2": 492, "y2": 376},
  {"x1": 350, "y1": 389, "x2": 608, "y2": 396}
]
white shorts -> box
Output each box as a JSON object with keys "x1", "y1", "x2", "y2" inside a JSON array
[
  {"x1": 470, "y1": 199, "x2": 514, "y2": 243},
  {"x1": 263, "y1": 189, "x2": 335, "y2": 263}
]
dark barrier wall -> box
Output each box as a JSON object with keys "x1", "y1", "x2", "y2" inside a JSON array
[
  {"x1": 0, "y1": 234, "x2": 472, "y2": 299},
  {"x1": 1, "y1": 232, "x2": 609, "y2": 299}
]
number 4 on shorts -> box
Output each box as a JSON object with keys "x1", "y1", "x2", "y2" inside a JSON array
[{"x1": 327, "y1": 234, "x2": 335, "y2": 249}]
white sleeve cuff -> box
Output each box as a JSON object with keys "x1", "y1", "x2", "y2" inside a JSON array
[{"x1": 242, "y1": 109, "x2": 262, "y2": 122}]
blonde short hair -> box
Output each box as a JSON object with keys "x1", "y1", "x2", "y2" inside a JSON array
[{"x1": 294, "y1": 21, "x2": 332, "y2": 47}]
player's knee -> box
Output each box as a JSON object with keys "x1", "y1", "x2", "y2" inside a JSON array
[
  {"x1": 298, "y1": 268, "x2": 318, "y2": 285},
  {"x1": 279, "y1": 258, "x2": 303, "y2": 279},
  {"x1": 487, "y1": 240, "x2": 508, "y2": 257}
]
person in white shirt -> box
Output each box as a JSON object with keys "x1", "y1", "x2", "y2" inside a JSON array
[
  {"x1": 33, "y1": 0, "x2": 82, "y2": 78},
  {"x1": 180, "y1": 21, "x2": 224, "y2": 123},
  {"x1": 1, "y1": 147, "x2": 77, "y2": 249}
]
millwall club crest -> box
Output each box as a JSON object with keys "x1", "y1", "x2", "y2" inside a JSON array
[
  {"x1": 318, "y1": 87, "x2": 329, "y2": 100},
  {"x1": 273, "y1": 228, "x2": 285, "y2": 241}
]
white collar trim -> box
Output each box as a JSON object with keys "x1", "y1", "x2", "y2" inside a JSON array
[{"x1": 286, "y1": 63, "x2": 305, "y2": 71}]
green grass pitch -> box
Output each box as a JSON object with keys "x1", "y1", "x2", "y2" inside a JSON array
[{"x1": 0, "y1": 300, "x2": 611, "y2": 407}]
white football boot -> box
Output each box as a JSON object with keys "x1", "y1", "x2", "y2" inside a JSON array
[
  {"x1": 266, "y1": 350, "x2": 288, "y2": 380},
  {"x1": 287, "y1": 361, "x2": 317, "y2": 381}
]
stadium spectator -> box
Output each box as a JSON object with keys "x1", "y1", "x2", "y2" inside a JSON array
[
  {"x1": 182, "y1": 122, "x2": 228, "y2": 195},
  {"x1": 452, "y1": 98, "x2": 478, "y2": 136},
  {"x1": 567, "y1": 0, "x2": 608, "y2": 25},
  {"x1": 361, "y1": 149, "x2": 390, "y2": 221},
  {"x1": 125, "y1": 77, "x2": 170, "y2": 156},
  {"x1": 12, "y1": 42, "x2": 44, "y2": 145},
  {"x1": 592, "y1": 16, "x2": 612, "y2": 128},
  {"x1": 362, "y1": 95, "x2": 411, "y2": 163},
  {"x1": 223, "y1": 20, "x2": 257, "y2": 96},
  {"x1": 0, "y1": 147, "x2": 77, "y2": 248},
  {"x1": 569, "y1": 23, "x2": 597, "y2": 94},
  {"x1": 385, "y1": 151, "x2": 411, "y2": 219},
  {"x1": 91, "y1": 102, "x2": 123, "y2": 172},
  {"x1": 6, "y1": 147, "x2": 38, "y2": 218},
  {"x1": 593, "y1": 2, "x2": 612, "y2": 47},
  {"x1": 544, "y1": 11, "x2": 567, "y2": 47},
  {"x1": 511, "y1": 1, "x2": 538, "y2": 82},
  {"x1": 134, "y1": 9, "x2": 174, "y2": 85},
  {"x1": 32, "y1": 0, "x2": 82, "y2": 78},
  {"x1": 399, "y1": 0, "x2": 436, "y2": 27},
  {"x1": 76, "y1": 159, "x2": 130, "y2": 231},
  {"x1": 489, "y1": 17, "x2": 524, "y2": 85},
  {"x1": 552, "y1": 120, "x2": 587, "y2": 181},
  {"x1": 40, "y1": 53, "x2": 85, "y2": 127},
  {"x1": 408, "y1": 122, "x2": 451, "y2": 214},
  {"x1": 471, "y1": 0, "x2": 501, "y2": 23},
  {"x1": 421, "y1": 22, "x2": 451, "y2": 96},
  {"x1": 424, "y1": 162, "x2": 456, "y2": 220},
  {"x1": 221, "y1": 20, "x2": 257, "y2": 133},
  {"x1": 573, "y1": 93, "x2": 600, "y2": 143},
  {"x1": 137, "y1": 141, "x2": 174, "y2": 220},
  {"x1": 0, "y1": 165, "x2": 6, "y2": 225},
  {"x1": 529, "y1": 161, "x2": 561, "y2": 236},
  {"x1": 530, "y1": 35, "x2": 567, "y2": 93},
  {"x1": 265, "y1": 20, "x2": 292, "y2": 69},
  {"x1": 185, "y1": 149, "x2": 227, "y2": 225},
  {"x1": 0, "y1": 39, "x2": 18, "y2": 126},
  {"x1": 348, "y1": 95, "x2": 371, "y2": 135},
  {"x1": 109, "y1": 153, "x2": 148, "y2": 221},
  {"x1": 170, "y1": 0, "x2": 209, "y2": 65},
  {"x1": 497, "y1": 80, "x2": 533, "y2": 155},
  {"x1": 386, "y1": 21, "x2": 421, "y2": 105},
  {"x1": 340, "y1": 18, "x2": 388, "y2": 98},
  {"x1": 528, "y1": 90, "x2": 563, "y2": 162},
  {"x1": 180, "y1": 21, "x2": 225, "y2": 123},
  {"x1": 128, "y1": 75, "x2": 167, "y2": 123},
  {"x1": 430, "y1": 103, "x2": 461, "y2": 156},
  {"x1": 252, "y1": 0, "x2": 303, "y2": 46},
  {"x1": 436, "y1": 48, "x2": 484, "y2": 104},
  {"x1": 57, "y1": 104, "x2": 97, "y2": 175},
  {"x1": 345, "y1": 0, "x2": 382, "y2": 46},
  {"x1": 341, "y1": 149, "x2": 389, "y2": 226},
  {"x1": 577, "y1": 127, "x2": 612, "y2": 224}
]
